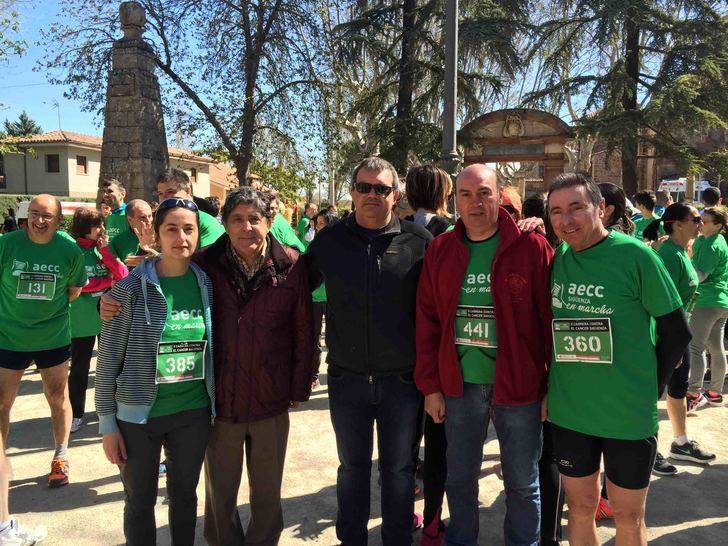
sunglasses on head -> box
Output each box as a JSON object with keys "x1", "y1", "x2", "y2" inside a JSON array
[
  {"x1": 157, "y1": 198, "x2": 199, "y2": 213},
  {"x1": 354, "y1": 182, "x2": 394, "y2": 197}
]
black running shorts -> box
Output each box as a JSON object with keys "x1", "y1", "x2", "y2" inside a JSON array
[
  {"x1": 0, "y1": 345, "x2": 71, "y2": 371},
  {"x1": 550, "y1": 423, "x2": 657, "y2": 490}
]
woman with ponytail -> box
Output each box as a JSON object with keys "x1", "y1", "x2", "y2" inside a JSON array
[
  {"x1": 598, "y1": 183, "x2": 635, "y2": 235},
  {"x1": 687, "y1": 206, "x2": 728, "y2": 408},
  {"x1": 652, "y1": 203, "x2": 716, "y2": 469}
]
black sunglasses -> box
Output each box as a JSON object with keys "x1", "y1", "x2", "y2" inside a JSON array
[
  {"x1": 691, "y1": 216, "x2": 703, "y2": 224},
  {"x1": 354, "y1": 182, "x2": 394, "y2": 197},
  {"x1": 157, "y1": 198, "x2": 199, "y2": 213}
]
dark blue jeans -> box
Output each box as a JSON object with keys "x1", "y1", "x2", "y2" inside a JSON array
[
  {"x1": 328, "y1": 369, "x2": 421, "y2": 546},
  {"x1": 444, "y1": 383, "x2": 542, "y2": 546}
]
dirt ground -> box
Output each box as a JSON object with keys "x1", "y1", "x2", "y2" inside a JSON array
[{"x1": 5, "y1": 351, "x2": 727, "y2": 545}]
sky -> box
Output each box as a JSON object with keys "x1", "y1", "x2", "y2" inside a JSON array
[{"x1": 1, "y1": 0, "x2": 100, "y2": 136}]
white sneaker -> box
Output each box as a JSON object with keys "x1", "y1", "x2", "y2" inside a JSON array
[
  {"x1": 0, "y1": 518, "x2": 46, "y2": 545},
  {"x1": 70, "y1": 417, "x2": 83, "y2": 434}
]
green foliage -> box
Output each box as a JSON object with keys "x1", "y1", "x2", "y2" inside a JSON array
[
  {"x1": 251, "y1": 160, "x2": 315, "y2": 203},
  {"x1": 3, "y1": 111, "x2": 43, "y2": 137},
  {"x1": 0, "y1": 5, "x2": 26, "y2": 63}
]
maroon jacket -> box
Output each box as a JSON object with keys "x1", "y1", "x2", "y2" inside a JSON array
[
  {"x1": 414, "y1": 207, "x2": 553, "y2": 406},
  {"x1": 194, "y1": 234, "x2": 314, "y2": 423}
]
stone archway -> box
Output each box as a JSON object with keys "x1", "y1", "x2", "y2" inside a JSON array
[{"x1": 459, "y1": 108, "x2": 574, "y2": 194}]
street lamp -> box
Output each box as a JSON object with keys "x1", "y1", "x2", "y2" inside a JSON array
[{"x1": 440, "y1": 0, "x2": 461, "y2": 177}]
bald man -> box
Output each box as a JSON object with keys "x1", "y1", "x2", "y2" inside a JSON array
[
  {"x1": 414, "y1": 165, "x2": 553, "y2": 545},
  {"x1": 0, "y1": 194, "x2": 87, "y2": 488},
  {"x1": 109, "y1": 199, "x2": 156, "y2": 269}
]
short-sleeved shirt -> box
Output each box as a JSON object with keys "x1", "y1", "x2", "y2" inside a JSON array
[
  {"x1": 548, "y1": 230, "x2": 682, "y2": 440},
  {"x1": 691, "y1": 233, "x2": 728, "y2": 309},
  {"x1": 69, "y1": 246, "x2": 110, "y2": 338},
  {"x1": 149, "y1": 270, "x2": 210, "y2": 418},
  {"x1": 198, "y1": 210, "x2": 225, "y2": 248},
  {"x1": 657, "y1": 239, "x2": 699, "y2": 311},
  {"x1": 109, "y1": 229, "x2": 141, "y2": 262},
  {"x1": 105, "y1": 206, "x2": 129, "y2": 242},
  {"x1": 633, "y1": 215, "x2": 662, "y2": 240},
  {"x1": 270, "y1": 213, "x2": 305, "y2": 252},
  {"x1": 0, "y1": 230, "x2": 88, "y2": 351},
  {"x1": 456, "y1": 233, "x2": 499, "y2": 384}
]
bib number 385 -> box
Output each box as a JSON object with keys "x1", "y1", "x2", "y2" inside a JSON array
[
  {"x1": 156, "y1": 340, "x2": 206, "y2": 384},
  {"x1": 552, "y1": 318, "x2": 613, "y2": 364}
]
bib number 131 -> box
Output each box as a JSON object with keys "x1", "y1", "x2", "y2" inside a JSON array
[
  {"x1": 16, "y1": 272, "x2": 56, "y2": 301},
  {"x1": 552, "y1": 318, "x2": 613, "y2": 364}
]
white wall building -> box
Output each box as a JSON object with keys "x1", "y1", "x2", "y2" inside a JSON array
[{"x1": 1, "y1": 130, "x2": 218, "y2": 198}]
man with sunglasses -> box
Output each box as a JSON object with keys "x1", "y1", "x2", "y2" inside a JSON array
[
  {"x1": 0, "y1": 194, "x2": 88, "y2": 489},
  {"x1": 156, "y1": 169, "x2": 225, "y2": 248},
  {"x1": 415, "y1": 164, "x2": 553, "y2": 546},
  {"x1": 305, "y1": 157, "x2": 432, "y2": 545}
]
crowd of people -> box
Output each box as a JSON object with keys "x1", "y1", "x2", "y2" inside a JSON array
[{"x1": 0, "y1": 161, "x2": 725, "y2": 546}]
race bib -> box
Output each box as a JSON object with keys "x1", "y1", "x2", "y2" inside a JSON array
[
  {"x1": 16, "y1": 272, "x2": 57, "y2": 301},
  {"x1": 155, "y1": 340, "x2": 206, "y2": 384},
  {"x1": 455, "y1": 305, "x2": 497, "y2": 348},
  {"x1": 552, "y1": 318, "x2": 613, "y2": 364}
]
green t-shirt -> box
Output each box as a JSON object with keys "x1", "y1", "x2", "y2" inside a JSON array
[
  {"x1": 691, "y1": 233, "x2": 728, "y2": 309},
  {"x1": 297, "y1": 216, "x2": 312, "y2": 248},
  {"x1": 149, "y1": 270, "x2": 210, "y2": 418},
  {"x1": 105, "y1": 207, "x2": 129, "y2": 242},
  {"x1": 108, "y1": 229, "x2": 141, "y2": 262},
  {"x1": 271, "y1": 213, "x2": 305, "y2": 252},
  {"x1": 549, "y1": 231, "x2": 682, "y2": 440},
  {"x1": 657, "y1": 239, "x2": 699, "y2": 311},
  {"x1": 198, "y1": 210, "x2": 225, "y2": 248},
  {"x1": 69, "y1": 246, "x2": 109, "y2": 338},
  {"x1": 0, "y1": 230, "x2": 88, "y2": 351},
  {"x1": 633, "y1": 215, "x2": 662, "y2": 240},
  {"x1": 455, "y1": 233, "x2": 499, "y2": 384},
  {"x1": 312, "y1": 282, "x2": 327, "y2": 303}
]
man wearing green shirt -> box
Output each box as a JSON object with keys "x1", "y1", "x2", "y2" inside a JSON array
[
  {"x1": 0, "y1": 194, "x2": 88, "y2": 489},
  {"x1": 297, "y1": 202, "x2": 317, "y2": 248},
  {"x1": 269, "y1": 195, "x2": 305, "y2": 253},
  {"x1": 156, "y1": 168, "x2": 225, "y2": 249},
  {"x1": 109, "y1": 199, "x2": 156, "y2": 269},
  {"x1": 632, "y1": 190, "x2": 661, "y2": 241},
  {"x1": 546, "y1": 173, "x2": 691, "y2": 546},
  {"x1": 101, "y1": 179, "x2": 130, "y2": 242}
]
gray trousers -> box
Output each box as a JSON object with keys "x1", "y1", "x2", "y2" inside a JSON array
[
  {"x1": 688, "y1": 306, "x2": 728, "y2": 392},
  {"x1": 204, "y1": 412, "x2": 289, "y2": 546}
]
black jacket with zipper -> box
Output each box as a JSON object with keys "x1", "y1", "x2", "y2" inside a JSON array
[{"x1": 306, "y1": 213, "x2": 432, "y2": 378}]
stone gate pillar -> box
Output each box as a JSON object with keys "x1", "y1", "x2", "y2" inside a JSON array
[{"x1": 99, "y1": 1, "x2": 168, "y2": 202}]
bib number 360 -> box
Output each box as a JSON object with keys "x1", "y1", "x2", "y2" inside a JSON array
[
  {"x1": 156, "y1": 340, "x2": 206, "y2": 384},
  {"x1": 552, "y1": 318, "x2": 613, "y2": 364}
]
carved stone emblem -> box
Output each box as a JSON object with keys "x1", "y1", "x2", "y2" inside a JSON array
[
  {"x1": 120, "y1": 1, "x2": 147, "y2": 39},
  {"x1": 503, "y1": 114, "x2": 525, "y2": 138}
]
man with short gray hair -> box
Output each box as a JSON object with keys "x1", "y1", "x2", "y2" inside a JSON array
[{"x1": 306, "y1": 156, "x2": 432, "y2": 545}]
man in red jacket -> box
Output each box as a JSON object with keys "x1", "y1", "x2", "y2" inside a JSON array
[{"x1": 415, "y1": 164, "x2": 553, "y2": 546}]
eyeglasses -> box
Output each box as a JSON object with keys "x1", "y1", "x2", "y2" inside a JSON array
[
  {"x1": 690, "y1": 216, "x2": 703, "y2": 224},
  {"x1": 157, "y1": 198, "x2": 199, "y2": 213},
  {"x1": 353, "y1": 182, "x2": 394, "y2": 197}
]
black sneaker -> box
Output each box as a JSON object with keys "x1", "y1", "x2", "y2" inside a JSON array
[
  {"x1": 669, "y1": 440, "x2": 716, "y2": 465},
  {"x1": 653, "y1": 452, "x2": 677, "y2": 476}
]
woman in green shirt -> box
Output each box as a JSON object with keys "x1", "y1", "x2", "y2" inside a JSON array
[
  {"x1": 96, "y1": 198, "x2": 215, "y2": 545},
  {"x1": 687, "y1": 206, "x2": 728, "y2": 406},
  {"x1": 645, "y1": 204, "x2": 716, "y2": 466}
]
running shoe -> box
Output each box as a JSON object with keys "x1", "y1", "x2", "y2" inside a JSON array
[
  {"x1": 686, "y1": 392, "x2": 708, "y2": 414},
  {"x1": 69, "y1": 417, "x2": 83, "y2": 434},
  {"x1": 669, "y1": 440, "x2": 716, "y2": 464},
  {"x1": 652, "y1": 452, "x2": 677, "y2": 476},
  {"x1": 0, "y1": 518, "x2": 46, "y2": 545},
  {"x1": 412, "y1": 513, "x2": 424, "y2": 531},
  {"x1": 420, "y1": 509, "x2": 446, "y2": 546},
  {"x1": 594, "y1": 496, "x2": 613, "y2": 521},
  {"x1": 703, "y1": 390, "x2": 724, "y2": 406},
  {"x1": 48, "y1": 457, "x2": 69, "y2": 488}
]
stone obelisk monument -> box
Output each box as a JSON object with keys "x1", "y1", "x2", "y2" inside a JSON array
[{"x1": 99, "y1": 1, "x2": 168, "y2": 202}]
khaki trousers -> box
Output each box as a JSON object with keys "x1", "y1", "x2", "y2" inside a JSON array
[{"x1": 204, "y1": 412, "x2": 290, "y2": 546}]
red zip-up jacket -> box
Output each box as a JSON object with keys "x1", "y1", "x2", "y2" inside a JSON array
[{"x1": 415, "y1": 207, "x2": 553, "y2": 406}]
